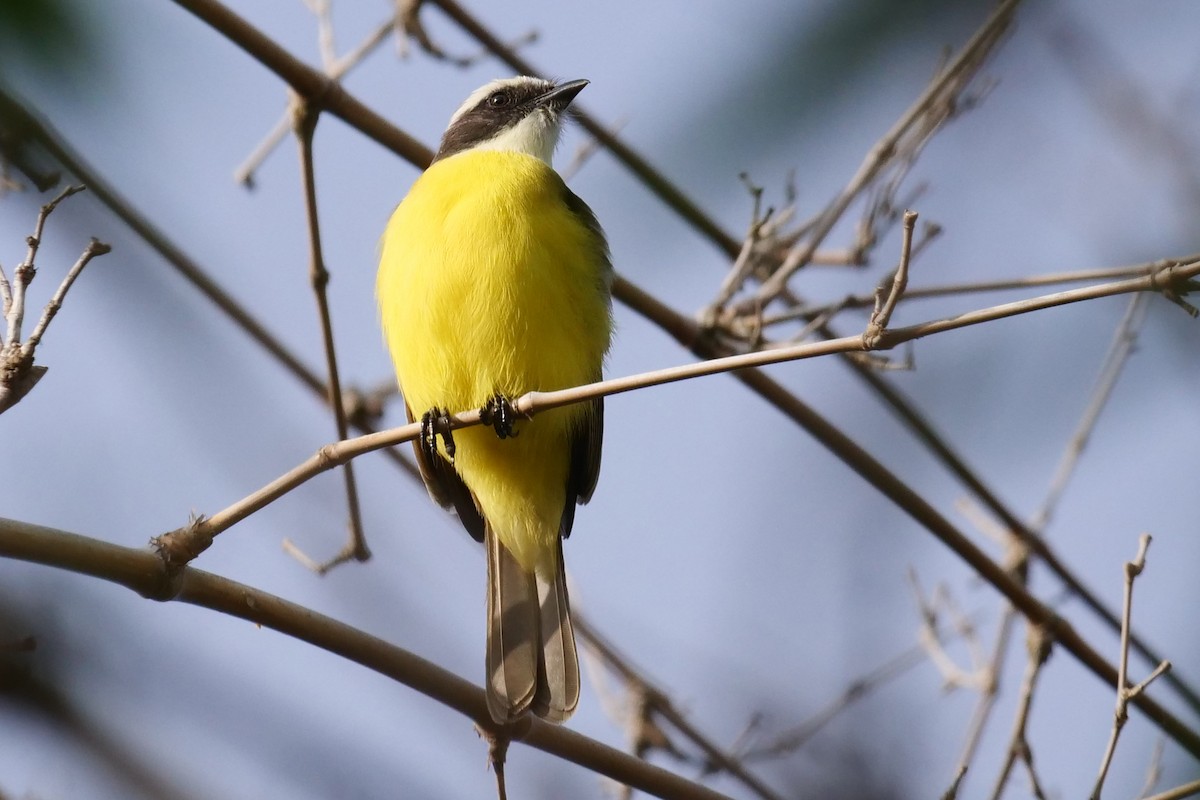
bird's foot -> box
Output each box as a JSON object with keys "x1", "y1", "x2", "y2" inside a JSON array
[
  {"x1": 480, "y1": 394, "x2": 519, "y2": 440},
  {"x1": 420, "y1": 408, "x2": 456, "y2": 462}
]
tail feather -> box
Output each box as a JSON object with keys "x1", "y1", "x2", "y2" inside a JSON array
[
  {"x1": 532, "y1": 542, "x2": 580, "y2": 722},
  {"x1": 485, "y1": 526, "x2": 538, "y2": 723},
  {"x1": 485, "y1": 529, "x2": 580, "y2": 725}
]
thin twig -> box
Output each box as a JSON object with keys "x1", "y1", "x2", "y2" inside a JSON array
[
  {"x1": 941, "y1": 764, "x2": 968, "y2": 800},
  {"x1": 234, "y1": 13, "x2": 396, "y2": 186},
  {"x1": 396, "y1": 0, "x2": 538, "y2": 67},
  {"x1": 760, "y1": 257, "x2": 1192, "y2": 328},
  {"x1": 950, "y1": 603, "x2": 1013, "y2": 783},
  {"x1": 909, "y1": 572, "x2": 989, "y2": 692},
  {"x1": 986, "y1": 624, "x2": 1052, "y2": 800},
  {"x1": 478, "y1": 727, "x2": 511, "y2": 800},
  {"x1": 559, "y1": 115, "x2": 629, "y2": 183},
  {"x1": 863, "y1": 210, "x2": 917, "y2": 347},
  {"x1": 574, "y1": 617, "x2": 786, "y2": 800},
  {"x1": 21, "y1": 238, "x2": 110, "y2": 354},
  {"x1": 3, "y1": 184, "x2": 84, "y2": 345},
  {"x1": 743, "y1": 640, "x2": 933, "y2": 761},
  {"x1": 288, "y1": 95, "x2": 370, "y2": 572},
  {"x1": 1142, "y1": 779, "x2": 1200, "y2": 800},
  {"x1": 1137, "y1": 738, "x2": 1165, "y2": 800},
  {"x1": 701, "y1": 175, "x2": 774, "y2": 324},
  {"x1": 1031, "y1": 293, "x2": 1149, "y2": 530},
  {"x1": 1090, "y1": 534, "x2": 1171, "y2": 800},
  {"x1": 1, "y1": 185, "x2": 108, "y2": 415}
]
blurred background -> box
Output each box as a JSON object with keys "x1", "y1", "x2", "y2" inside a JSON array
[{"x1": 1, "y1": 0, "x2": 1198, "y2": 797}]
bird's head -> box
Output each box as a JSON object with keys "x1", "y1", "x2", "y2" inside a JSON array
[{"x1": 433, "y1": 76, "x2": 588, "y2": 165}]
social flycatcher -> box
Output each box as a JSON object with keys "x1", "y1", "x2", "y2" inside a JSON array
[{"x1": 377, "y1": 77, "x2": 613, "y2": 724}]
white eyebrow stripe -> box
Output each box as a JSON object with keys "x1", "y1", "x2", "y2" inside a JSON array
[{"x1": 447, "y1": 76, "x2": 548, "y2": 126}]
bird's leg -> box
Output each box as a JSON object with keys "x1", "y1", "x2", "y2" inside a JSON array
[
  {"x1": 420, "y1": 407, "x2": 456, "y2": 462},
  {"x1": 480, "y1": 394, "x2": 519, "y2": 440}
]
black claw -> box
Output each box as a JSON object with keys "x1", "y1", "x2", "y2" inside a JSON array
[
  {"x1": 421, "y1": 407, "x2": 456, "y2": 462},
  {"x1": 480, "y1": 394, "x2": 518, "y2": 440}
]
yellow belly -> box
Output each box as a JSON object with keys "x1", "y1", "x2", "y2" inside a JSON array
[{"x1": 377, "y1": 150, "x2": 611, "y2": 572}]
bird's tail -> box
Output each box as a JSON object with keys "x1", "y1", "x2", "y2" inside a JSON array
[{"x1": 485, "y1": 526, "x2": 579, "y2": 724}]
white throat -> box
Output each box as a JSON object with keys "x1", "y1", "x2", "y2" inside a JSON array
[{"x1": 467, "y1": 110, "x2": 562, "y2": 165}]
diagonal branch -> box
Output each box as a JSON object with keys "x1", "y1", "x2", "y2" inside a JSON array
[{"x1": 0, "y1": 516, "x2": 732, "y2": 800}]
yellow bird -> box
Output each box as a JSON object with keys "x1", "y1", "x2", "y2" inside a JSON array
[{"x1": 377, "y1": 77, "x2": 613, "y2": 724}]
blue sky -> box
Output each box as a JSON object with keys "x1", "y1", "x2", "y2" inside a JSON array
[{"x1": 2, "y1": 1, "x2": 1199, "y2": 798}]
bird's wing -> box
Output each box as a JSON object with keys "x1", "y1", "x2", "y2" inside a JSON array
[
  {"x1": 405, "y1": 400, "x2": 486, "y2": 543},
  {"x1": 558, "y1": 182, "x2": 611, "y2": 539}
]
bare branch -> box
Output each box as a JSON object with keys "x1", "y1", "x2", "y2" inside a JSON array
[
  {"x1": 396, "y1": 0, "x2": 538, "y2": 67},
  {"x1": 863, "y1": 210, "x2": 917, "y2": 347},
  {"x1": 1031, "y1": 293, "x2": 1149, "y2": 530},
  {"x1": 1142, "y1": 779, "x2": 1200, "y2": 800},
  {"x1": 909, "y1": 572, "x2": 989, "y2": 692},
  {"x1": 760, "y1": 256, "x2": 1191, "y2": 329},
  {"x1": 21, "y1": 237, "x2": 110, "y2": 354},
  {"x1": 940, "y1": 764, "x2": 968, "y2": 800},
  {"x1": 0, "y1": 516, "x2": 734, "y2": 800},
  {"x1": 559, "y1": 115, "x2": 628, "y2": 182},
  {"x1": 744, "y1": 640, "x2": 932, "y2": 761},
  {"x1": 235, "y1": 12, "x2": 396, "y2": 187},
  {"x1": 285, "y1": 94, "x2": 370, "y2": 571},
  {"x1": 986, "y1": 624, "x2": 1052, "y2": 800},
  {"x1": 1137, "y1": 739, "x2": 1165, "y2": 800},
  {"x1": 4, "y1": 183, "x2": 84, "y2": 344},
  {"x1": 1, "y1": 185, "x2": 108, "y2": 415},
  {"x1": 1090, "y1": 534, "x2": 1172, "y2": 800},
  {"x1": 574, "y1": 617, "x2": 786, "y2": 800}
]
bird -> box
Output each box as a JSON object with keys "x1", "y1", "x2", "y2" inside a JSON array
[{"x1": 377, "y1": 77, "x2": 613, "y2": 725}]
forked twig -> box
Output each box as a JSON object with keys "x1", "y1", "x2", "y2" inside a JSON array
[
  {"x1": 1, "y1": 185, "x2": 109, "y2": 415},
  {"x1": 1090, "y1": 534, "x2": 1171, "y2": 800},
  {"x1": 863, "y1": 210, "x2": 917, "y2": 347},
  {"x1": 985, "y1": 625, "x2": 1052, "y2": 800}
]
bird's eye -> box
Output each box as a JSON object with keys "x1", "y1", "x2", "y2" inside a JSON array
[{"x1": 487, "y1": 91, "x2": 512, "y2": 108}]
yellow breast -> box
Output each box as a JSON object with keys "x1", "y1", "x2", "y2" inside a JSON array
[{"x1": 377, "y1": 150, "x2": 611, "y2": 569}]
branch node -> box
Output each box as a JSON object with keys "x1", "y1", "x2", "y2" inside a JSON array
[
  {"x1": 148, "y1": 513, "x2": 213, "y2": 599},
  {"x1": 1149, "y1": 261, "x2": 1200, "y2": 317}
]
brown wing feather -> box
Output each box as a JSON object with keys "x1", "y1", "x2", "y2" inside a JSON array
[
  {"x1": 560, "y1": 396, "x2": 603, "y2": 539},
  {"x1": 405, "y1": 401, "x2": 486, "y2": 543},
  {"x1": 556, "y1": 180, "x2": 611, "y2": 540}
]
